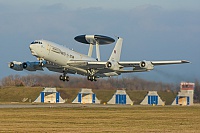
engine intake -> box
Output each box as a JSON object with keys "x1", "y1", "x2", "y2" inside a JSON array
[
  {"x1": 22, "y1": 62, "x2": 28, "y2": 69},
  {"x1": 22, "y1": 61, "x2": 44, "y2": 71},
  {"x1": 139, "y1": 60, "x2": 154, "y2": 70},
  {"x1": 9, "y1": 61, "x2": 23, "y2": 71},
  {"x1": 105, "y1": 61, "x2": 119, "y2": 70},
  {"x1": 106, "y1": 61, "x2": 112, "y2": 68}
]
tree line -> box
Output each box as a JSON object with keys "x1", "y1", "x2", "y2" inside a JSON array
[
  {"x1": 0, "y1": 74, "x2": 200, "y2": 102},
  {"x1": 0, "y1": 74, "x2": 176, "y2": 90}
]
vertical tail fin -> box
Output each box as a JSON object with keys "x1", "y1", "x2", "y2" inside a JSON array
[{"x1": 109, "y1": 37, "x2": 123, "y2": 62}]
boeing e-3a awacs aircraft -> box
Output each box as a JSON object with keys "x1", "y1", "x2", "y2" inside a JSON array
[{"x1": 9, "y1": 35, "x2": 190, "y2": 82}]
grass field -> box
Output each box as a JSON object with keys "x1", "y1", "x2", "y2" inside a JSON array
[{"x1": 0, "y1": 105, "x2": 199, "y2": 132}]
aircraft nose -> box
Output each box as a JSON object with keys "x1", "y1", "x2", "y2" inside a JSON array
[
  {"x1": 29, "y1": 44, "x2": 37, "y2": 56},
  {"x1": 29, "y1": 44, "x2": 33, "y2": 50}
]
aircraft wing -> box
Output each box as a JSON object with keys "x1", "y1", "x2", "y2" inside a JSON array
[
  {"x1": 119, "y1": 60, "x2": 190, "y2": 67},
  {"x1": 67, "y1": 60, "x2": 107, "y2": 69},
  {"x1": 9, "y1": 59, "x2": 189, "y2": 78},
  {"x1": 151, "y1": 60, "x2": 190, "y2": 65},
  {"x1": 118, "y1": 60, "x2": 190, "y2": 72},
  {"x1": 67, "y1": 60, "x2": 190, "y2": 72},
  {"x1": 45, "y1": 65, "x2": 76, "y2": 74},
  {"x1": 67, "y1": 60, "x2": 118, "y2": 75},
  {"x1": 8, "y1": 60, "x2": 88, "y2": 75},
  {"x1": 47, "y1": 62, "x2": 114, "y2": 77}
]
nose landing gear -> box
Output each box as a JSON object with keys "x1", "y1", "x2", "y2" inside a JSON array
[{"x1": 37, "y1": 58, "x2": 44, "y2": 67}]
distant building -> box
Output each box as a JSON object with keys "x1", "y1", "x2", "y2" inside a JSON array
[
  {"x1": 107, "y1": 90, "x2": 133, "y2": 105},
  {"x1": 34, "y1": 87, "x2": 65, "y2": 103},
  {"x1": 72, "y1": 88, "x2": 100, "y2": 104},
  {"x1": 140, "y1": 91, "x2": 164, "y2": 105},
  {"x1": 172, "y1": 82, "x2": 195, "y2": 106}
]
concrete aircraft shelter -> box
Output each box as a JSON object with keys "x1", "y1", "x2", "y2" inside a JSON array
[
  {"x1": 107, "y1": 90, "x2": 133, "y2": 105},
  {"x1": 72, "y1": 88, "x2": 100, "y2": 104},
  {"x1": 34, "y1": 88, "x2": 65, "y2": 103},
  {"x1": 140, "y1": 91, "x2": 164, "y2": 105}
]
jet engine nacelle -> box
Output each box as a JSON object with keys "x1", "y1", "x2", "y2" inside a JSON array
[
  {"x1": 9, "y1": 61, "x2": 23, "y2": 71},
  {"x1": 106, "y1": 61, "x2": 120, "y2": 71},
  {"x1": 22, "y1": 61, "x2": 44, "y2": 71},
  {"x1": 139, "y1": 60, "x2": 154, "y2": 70}
]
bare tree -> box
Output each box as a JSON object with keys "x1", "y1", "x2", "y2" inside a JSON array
[{"x1": 1, "y1": 74, "x2": 180, "y2": 91}]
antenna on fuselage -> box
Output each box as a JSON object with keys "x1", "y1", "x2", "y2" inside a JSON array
[{"x1": 74, "y1": 35, "x2": 115, "y2": 61}]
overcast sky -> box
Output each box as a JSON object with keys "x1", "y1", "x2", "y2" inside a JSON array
[{"x1": 0, "y1": 0, "x2": 200, "y2": 83}]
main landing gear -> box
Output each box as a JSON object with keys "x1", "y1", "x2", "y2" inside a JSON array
[
  {"x1": 87, "y1": 69, "x2": 97, "y2": 81},
  {"x1": 59, "y1": 72, "x2": 69, "y2": 82},
  {"x1": 87, "y1": 75, "x2": 97, "y2": 81}
]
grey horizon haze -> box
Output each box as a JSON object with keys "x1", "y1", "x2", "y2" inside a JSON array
[{"x1": 0, "y1": 0, "x2": 199, "y2": 83}]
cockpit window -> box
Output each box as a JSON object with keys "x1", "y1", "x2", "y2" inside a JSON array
[{"x1": 31, "y1": 41, "x2": 42, "y2": 44}]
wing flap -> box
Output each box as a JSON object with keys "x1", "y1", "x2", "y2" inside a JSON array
[
  {"x1": 67, "y1": 60, "x2": 107, "y2": 69},
  {"x1": 118, "y1": 61, "x2": 140, "y2": 67},
  {"x1": 46, "y1": 64, "x2": 87, "y2": 75}
]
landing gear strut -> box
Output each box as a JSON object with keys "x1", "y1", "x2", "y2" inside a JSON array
[
  {"x1": 87, "y1": 69, "x2": 97, "y2": 81},
  {"x1": 37, "y1": 58, "x2": 44, "y2": 67},
  {"x1": 39, "y1": 62, "x2": 44, "y2": 67},
  {"x1": 59, "y1": 72, "x2": 69, "y2": 82}
]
